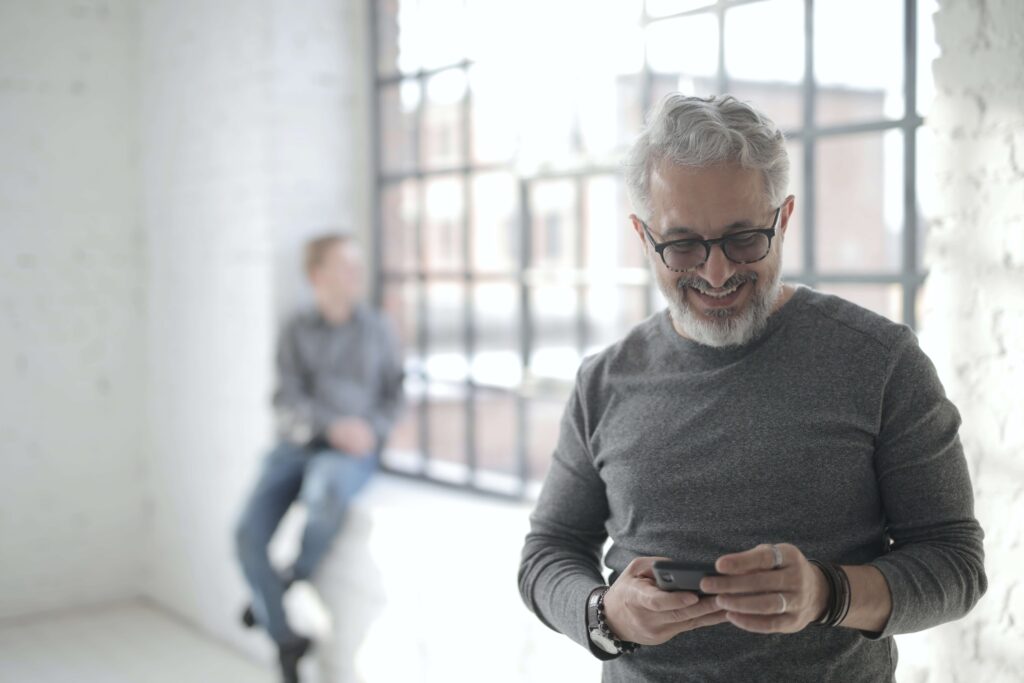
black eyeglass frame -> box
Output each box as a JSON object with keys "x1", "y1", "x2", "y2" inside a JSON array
[{"x1": 640, "y1": 206, "x2": 782, "y2": 273}]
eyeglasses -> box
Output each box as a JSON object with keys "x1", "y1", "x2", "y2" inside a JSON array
[{"x1": 639, "y1": 207, "x2": 781, "y2": 273}]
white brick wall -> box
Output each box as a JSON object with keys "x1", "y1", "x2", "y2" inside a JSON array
[
  {"x1": 0, "y1": 0, "x2": 146, "y2": 618},
  {"x1": 137, "y1": 0, "x2": 372, "y2": 654},
  {"x1": 913, "y1": 0, "x2": 1024, "y2": 681}
]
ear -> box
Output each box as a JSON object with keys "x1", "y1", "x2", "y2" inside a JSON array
[
  {"x1": 779, "y1": 195, "x2": 796, "y2": 239},
  {"x1": 629, "y1": 214, "x2": 650, "y2": 253}
]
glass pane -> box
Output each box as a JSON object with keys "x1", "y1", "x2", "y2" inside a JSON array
[
  {"x1": 417, "y1": 0, "x2": 467, "y2": 71},
  {"x1": 423, "y1": 175, "x2": 464, "y2": 271},
  {"x1": 725, "y1": 0, "x2": 804, "y2": 86},
  {"x1": 377, "y1": 0, "x2": 421, "y2": 75},
  {"x1": 472, "y1": 281, "x2": 521, "y2": 388},
  {"x1": 471, "y1": 172, "x2": 519, "y2": 274},
  {"x1": 727, "y1": 82, "x2": 804, "y2": 135},
  {"x1": 379, "y1": 81, "x2": 420, "y2": 174},
  {"x1": 381, "y1": 180, "x2": 419, "y2": 273},
  {"x1": 421, "y1": 68, "x2": 466, "y2": 169},
  {"x1": 646, "y1": 14, "x2": 719, "y2": 78},
  {"x1": 586, "y1": 285, "x2": 648, "y2": 353},
  {"x1": 816, "y1": 131, "x2": 903, "y2": 273},
  {"x1": 578, "y1": 75, "x2": 627, "y2": 159},
  {"x1": 425, "y1": 280, "x2": 466, "y2": 379},
  {"x1": 817, "y1": 283, "x2": 902, "y2": 324},
  {"x1": 530, "y1": 285, "x2": 580, "y2": 382},
  {"x1": 381, "y1": 281, "x2": 420, "y2": 366},
  {"x1": 426, "y1": 383, "x2": 467, "y2": 472},
  {"x1": 781, "y1": 139, "x2": 804, "y2": 275},
  {"x1": 617, "y1": 74, "x2": 647, "y2": 150},
  {"x1": 468, "y1": 64, "x2": 517, "y2": 164},
  {"x1": 648, "y1": 72, "x2": 718, "y2": 106},
  {"x1": 530, "y1": 179, "x2": 578, "y2": 270},
  {"x1": 527, "y1": 392, "x2": 571, "y2": 483},
  {"x1": 382, "y1": 396, "x2": 422, "y2": 461},
  {"x1": 646, "y1": 0, "x2": 715, "y2": 19},
  {"x1": 475, "y1": 390, "x2": 518, "y2": 475},
  {"x1": 382, "y1": 0, "x2": 466, "y2": 75},
  {"x1": 584, "y1": 176, "x2": 645, "y2": 271},
  {"x1": 815, "y1": 0, "x2": 904, "y2": 125}
]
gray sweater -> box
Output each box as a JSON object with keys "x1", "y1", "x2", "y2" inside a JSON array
[
  {"x1": 273, "y1": 304, "x2": 404, "y2": 448},
  {"x1": 519, "y1": 287, "x2": 986, "y2": 682}
]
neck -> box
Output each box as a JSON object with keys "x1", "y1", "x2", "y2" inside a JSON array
[{"x1": 320, "y1": 301, "x2": 354, "y2": 325}]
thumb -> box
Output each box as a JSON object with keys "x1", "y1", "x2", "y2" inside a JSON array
[{"x1": 625, "y1": 556, "x2": 673, "y2": 580}]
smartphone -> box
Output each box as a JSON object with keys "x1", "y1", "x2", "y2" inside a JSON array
[{"x1": 652, "y1": 561, "x2": 719, "y2": 594}]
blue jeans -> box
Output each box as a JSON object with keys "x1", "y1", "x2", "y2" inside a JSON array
[{"x1": 234, "y1": 441, "x2": 377, "y2": 644}]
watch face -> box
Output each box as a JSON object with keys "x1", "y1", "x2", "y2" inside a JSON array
[{"x1": 589, "y1": 627, "x2": 619, "y2": 655}]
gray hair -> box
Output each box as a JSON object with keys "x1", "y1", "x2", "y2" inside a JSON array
[{"x1": 624, "y1": 94, "x2": 790, "y2": 220}]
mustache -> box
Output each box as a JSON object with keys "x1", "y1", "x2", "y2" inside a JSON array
[{"x1": 676, "y1": 271, "x2": 759, "y2": 293}]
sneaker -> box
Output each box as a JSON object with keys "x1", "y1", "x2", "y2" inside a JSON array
[
  {"x1": 277, "y1": 636, "x2": 312, "y2": 683},
  {"x1": 283, "y1": 580, "x2": 334, "y2": 640}
]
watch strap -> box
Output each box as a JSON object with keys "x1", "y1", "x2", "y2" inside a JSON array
[{"x1": 586, "y1": 586, "x2": 640, "y2": 658}]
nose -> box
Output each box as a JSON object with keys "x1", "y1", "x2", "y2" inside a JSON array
[{"x1": 698, "y1": 243, "x2": 736, "y2": 288}]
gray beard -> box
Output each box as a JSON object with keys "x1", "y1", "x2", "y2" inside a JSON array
[{"x1": 660, "y1": 270, "x2": 783, "y2": 348}]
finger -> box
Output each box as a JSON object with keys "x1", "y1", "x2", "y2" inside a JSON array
[
  {"x1": 700, "y1": 569, "x2": 789, "y2": 596},
  {"x1": 636, "y1": 583, "x2": 701, "y2": 612},
  {"x1": 652, "y1": 594, "x2": 723, "y2": 626},
  {"x1": 624, "y1": 556, "x2": 672, "y2": 579},
  {"x1": 715, "y1": 543, "x2": 788, "y2": 575},
  {"x1": 664, "y1": 609, "x2": 730, "y2": 638},
  {"x1": 725, "y1": 611, "x2": 799, "y2": 635},
  {"x1": 714, "y1": 591, "x2": 790, "y2": 616}
]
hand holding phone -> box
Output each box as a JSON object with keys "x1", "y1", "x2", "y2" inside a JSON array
[{"x1": 652, "y1": 561, "x2": 719, "y2": 594}]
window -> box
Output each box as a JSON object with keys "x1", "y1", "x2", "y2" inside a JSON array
[{"x1": 373, "y1": 0, "x2": 936, "y2": 496}]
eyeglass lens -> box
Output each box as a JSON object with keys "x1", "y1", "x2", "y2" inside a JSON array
[{"x1": 662, "y1": 232, "x2": 771, "y2": 270}]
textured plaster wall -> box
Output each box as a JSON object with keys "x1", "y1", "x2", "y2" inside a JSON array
[
  {"x1": 0, "y1": 0, "x2": 146, "y2": 619},
  {"x1": 137, "y1": 0, "x2": 374, "y2": 656},
  {"x1": 910, "y1": 0, "x2": 1024, "y2": 680}
]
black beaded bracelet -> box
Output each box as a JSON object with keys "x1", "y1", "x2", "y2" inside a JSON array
[
  {"x1": 809, "y1": 560, "x2": 851, "y2": 627},
  {"x1": 596, "y1": 588, "x2": 641, "y2": 655}
]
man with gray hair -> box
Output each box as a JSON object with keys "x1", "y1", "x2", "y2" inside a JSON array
[{"x1": 518, "y1": 94, "x2": 985, "y2": 681}]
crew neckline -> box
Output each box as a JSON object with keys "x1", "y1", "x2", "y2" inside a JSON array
[{"x1": 657, "y1": 285, "x2": 809, "y2": 363}]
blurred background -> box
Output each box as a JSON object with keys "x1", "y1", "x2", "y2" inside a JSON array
[{"x1": 0, "y1": 0, "x2": 1021, "y2": 681}]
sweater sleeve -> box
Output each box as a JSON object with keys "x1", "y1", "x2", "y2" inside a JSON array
[
  {"x1": 272, "y1": 317, "x2": 326, "y2": 445},
  {"x1": 518, "y1": 362, "x2": 610, "y2": 651},
  {"x1": 868, "y1": 328, "x2": 987, "y2": 637}
]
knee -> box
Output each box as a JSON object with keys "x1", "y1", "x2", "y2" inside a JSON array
[{"x1": 303, "y1": 480, "x2": 345, "y2": 517}]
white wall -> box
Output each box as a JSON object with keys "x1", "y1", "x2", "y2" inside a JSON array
[
  {"x1": 0, "y1": 0, "x2": 146, "y2": 619},
  {"x1": 910, "y1": 0, "x2": 1024, "y2": 681},
  {"x1": 137, "y1": 0, "x2": 373, "y2": 653}
]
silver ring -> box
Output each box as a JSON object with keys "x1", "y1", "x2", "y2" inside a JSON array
[
  {"x1": 777, "y1": 592, "x2": 788, "y2": 614},
  {"x1": 770, "y1": 544, "x2": 783, "y2": 570}
]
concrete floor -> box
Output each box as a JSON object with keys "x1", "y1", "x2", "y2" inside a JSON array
[{"x1": 0, "y1": 600, "x2": 274, "y2": 683}]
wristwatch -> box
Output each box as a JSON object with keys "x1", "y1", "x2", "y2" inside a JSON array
[
  {"x1": 587, "y1": 587, "x2": 621, "y2": 655},
  {"x1": 587, "y1": 586, "x2": 640, "y2": 657}
]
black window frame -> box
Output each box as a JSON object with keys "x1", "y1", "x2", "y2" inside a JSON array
[{"x1": 369, "y1": 0, "x2": 929, "y2": 499}]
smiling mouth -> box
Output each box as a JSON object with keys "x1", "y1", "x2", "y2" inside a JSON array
[{"x1": 690, "y1": 280, "x2": 747, "y2": 307}]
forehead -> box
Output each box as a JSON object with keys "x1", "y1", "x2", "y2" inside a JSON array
[
  {"x1": 648, "y1": 161, "x2": 766, "y2": 229},
  {"x1": 322, "y1": 240, "x2": 362, "y2": 263}
]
